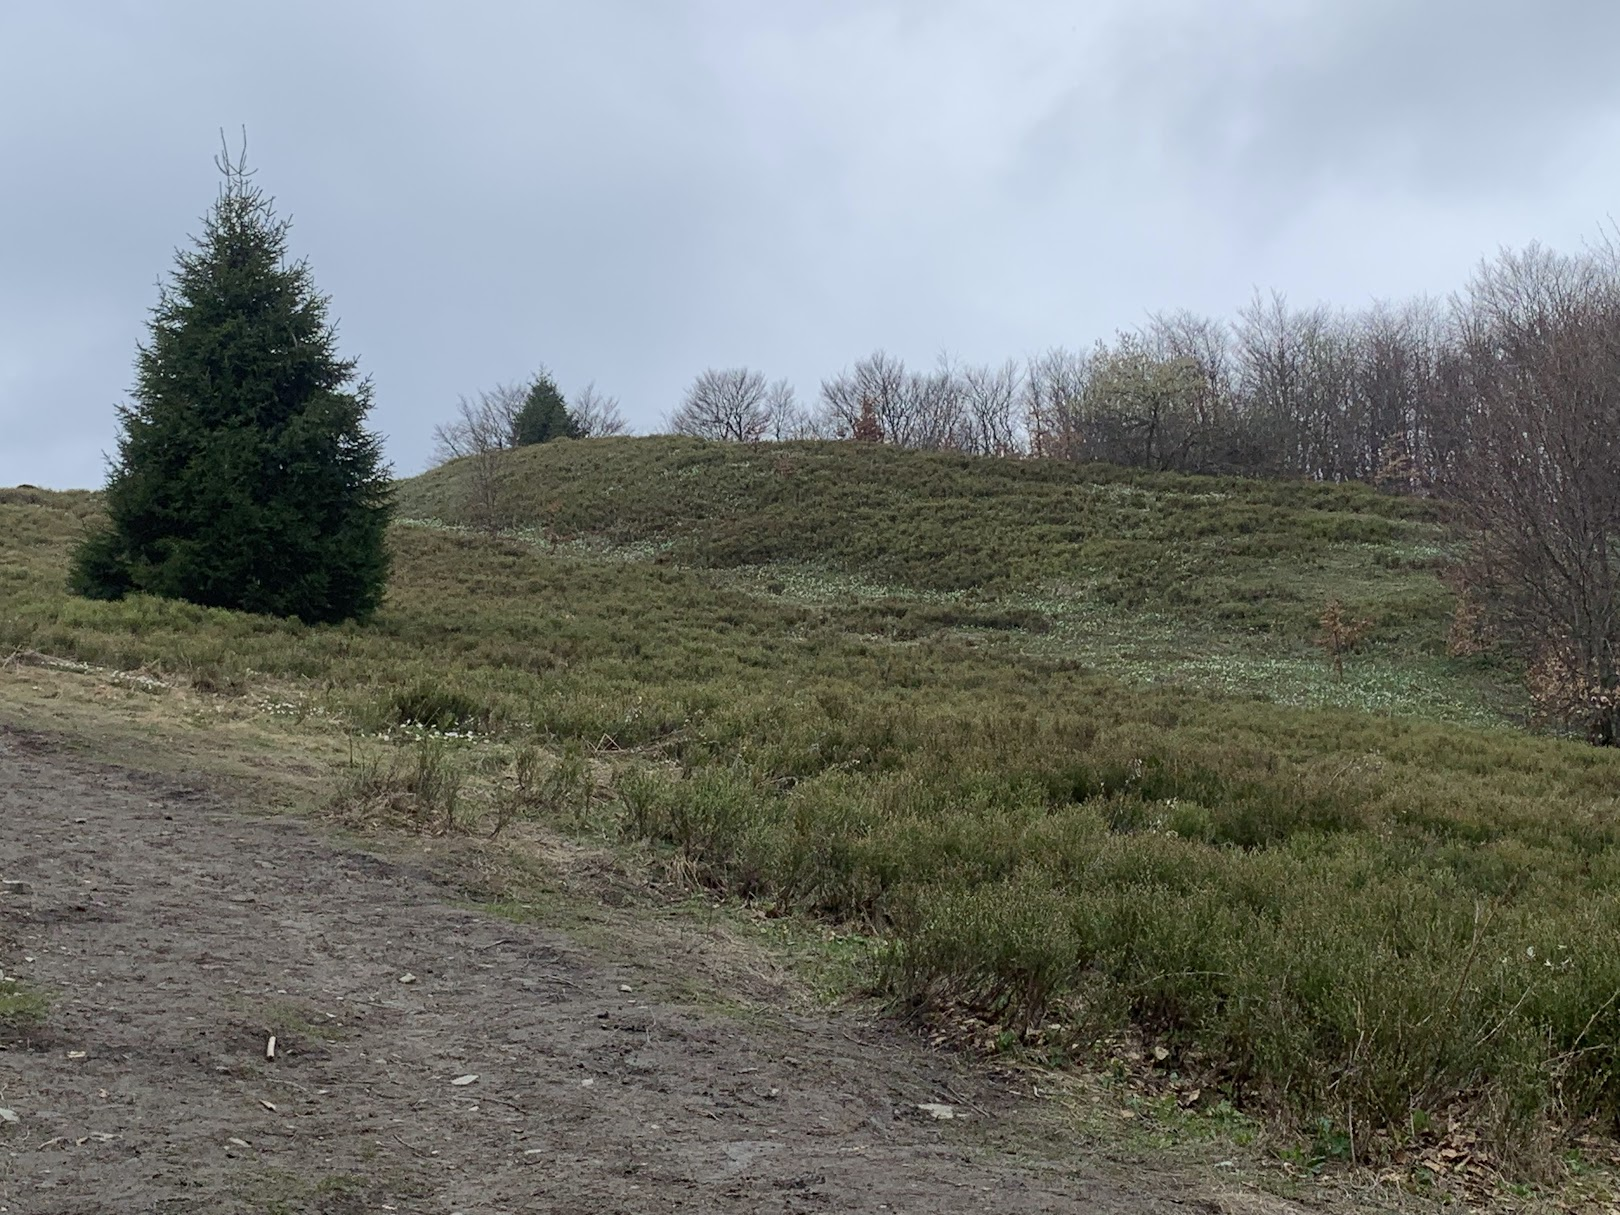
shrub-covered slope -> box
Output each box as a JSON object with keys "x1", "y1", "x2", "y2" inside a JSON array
[{"x1": 4, "y1": 445, "x2": 1613, "y2": 1165}]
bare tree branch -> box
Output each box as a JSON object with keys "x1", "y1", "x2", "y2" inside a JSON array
[
  {"x1": 670, "y1": 368, "x2": 772, "y2": 442},
  {"x1": 1452, "y1": 243, "x2": 1620, "y2": 742},
  {"x1": 572, "y1": 382, "x2": 628, "y2": 437},
  {"x1": 431, "y1": 381, "x2": 530, "y2": 532}
]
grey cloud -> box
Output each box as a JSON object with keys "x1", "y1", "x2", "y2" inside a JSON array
[
  {"x1": 1088, "y1": 0, "x2": 1620, "y2": 200},
  {"x1": 3, "y1": 2, "x2": 1615, "y2": 489}
]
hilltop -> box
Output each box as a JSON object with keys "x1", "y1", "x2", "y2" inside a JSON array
[
  {"x1": 400, "y1": 436, "x2": 1500, "y2": 722},
  {"x1": 399, "y1": 436, "x2": 1443, "y2": 600}
]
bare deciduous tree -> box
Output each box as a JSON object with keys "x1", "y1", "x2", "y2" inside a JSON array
[
  {"x1": 901, "y1": 355, "x2": 966, "y2": 451},
  {"x1": 571, "y1": 382, "x2": 628, "y2": 437},
  {"x1": 765, "y1": 379, "x2": 825, "y2": 440},
  {"x1": 819, "y1": 351, "x2": 908, "y2": 440},
  {"x1": 1024, "y1": 347, "x2": 1091, "y2": 460},
  {"x1": 958, "y1": 360, "x2": 1024, "y2": 455},
  {"x1": 670, "y1": 367, "x2": 772, "y2": 442},
  {"x1": 1452, "y1": 243, "x2": 1620, "y2": 743},
  {"x1": 819, "y1": 351, "x2": 1020, "y2": 452},
  {"x1": 431, "y1": 382, "x2": 530, "y2": 532},
  {"x1": 432, "y1": 382, "x2": 528, "y2": 461}
]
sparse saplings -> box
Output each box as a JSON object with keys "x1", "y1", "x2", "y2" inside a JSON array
[
  {"x1": 1443, "y1": 576, "x2": 1494, "y2": 659},
  {"x1": 70, "y1": 141, "x2": 392, "y2": 624},
  {"x1": 1314, "y1": 599, "x2": 1374, "y2": 681},
  {"x1": 670, "y1": 367, "x2": 773, "y2": 442}
]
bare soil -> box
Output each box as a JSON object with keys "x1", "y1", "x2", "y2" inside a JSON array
[{"x1": 0, "y1": 725, "x2": 1280, "y2": 1214}]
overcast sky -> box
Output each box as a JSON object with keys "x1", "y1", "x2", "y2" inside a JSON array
[{"x1": 4, "y1": 1, "x2": 1618, "y2": 488}]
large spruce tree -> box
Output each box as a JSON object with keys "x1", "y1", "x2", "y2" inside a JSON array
[{"x1": 71, "y1": 145, "x2": 392, "y2": 623}]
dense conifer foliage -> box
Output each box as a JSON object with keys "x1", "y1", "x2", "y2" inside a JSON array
[{"x1": 71, "y1": 148, "x2": 391, "y2": 623}]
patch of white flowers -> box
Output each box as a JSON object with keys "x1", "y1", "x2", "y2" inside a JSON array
[
  {"x1": 1506, "y1": 944, "x2": 1575, "y2": 971},
  {"x1": 380, "y1": 722, "x2": 482, "y2": 743}
]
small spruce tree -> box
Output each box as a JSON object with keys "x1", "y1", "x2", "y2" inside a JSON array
[
  {"x1": 70, "y1": 139, "x2": 392, "y2": 623},
  {"x1": 512, "y1": 370, "x2": 581, "y2": 445}
]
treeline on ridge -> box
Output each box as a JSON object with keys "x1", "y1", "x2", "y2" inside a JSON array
[{"x1": 664, "y1": 240, "x2": 1620, "y2": 498}]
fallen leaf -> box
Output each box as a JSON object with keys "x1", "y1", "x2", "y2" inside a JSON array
[
  {"x1": 451, "y1": 1074, "x2": 479, "y2": 1086},
  {"x1": 917, "y1": 1102, "x2": 956, "y2": 1120},
  {"x1": 227, "y1": 1137, "x2": 250, "y2": 1148},
  {"x1": 0, "y1": 1108, "x2": 18, "y2": 1124},
  {"x1": 260, "y1": 1100, "x2": 277, "y2": 1112},
  {"x1": 67, "y1": 1050, "x2": 87, "y2": 1060},
  {"x1": 399, "y1": 973, "x2": 417, "y2": 984}
]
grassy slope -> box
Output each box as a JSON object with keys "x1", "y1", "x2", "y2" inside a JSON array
[
  {"x1": 4, "y1": 443, "x2": 1618, "y2": 1169},
  {"x1": 398, "y1": 436, "x2": 1449, "y2": 612},
  {"x1": 400, "y1": 436, "x2": 1506, "y2": 723}
]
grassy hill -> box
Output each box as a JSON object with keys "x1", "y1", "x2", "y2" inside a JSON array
[
  {"x1": 4, "y1": 439, "x2": 1618, "y2": 1172},
  {"x1": 401, "y1": 436, "x2": 1503, "y2": 723}
]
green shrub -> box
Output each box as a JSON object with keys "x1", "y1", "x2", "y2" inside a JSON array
[
  {"x1": 330, "y1": 737, "x2": 466, "y2": 833},
  {"x1": 388, "y1": 680, "x2": 489, "y2": 732}
]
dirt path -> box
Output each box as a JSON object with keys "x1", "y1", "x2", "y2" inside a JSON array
[{"x1": 0, "y1": 726, "x2": 1235, "y2": 1214}]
